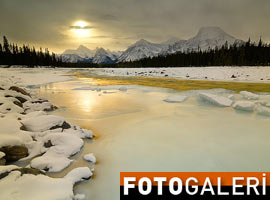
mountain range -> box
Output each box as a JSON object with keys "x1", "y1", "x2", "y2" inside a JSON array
[{"x1": 61, "y1": 27, "x2": 243, "y2": 64}]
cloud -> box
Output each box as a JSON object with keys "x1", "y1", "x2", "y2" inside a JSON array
[{"x1": 0, "y1": 0, "x2": 270, "y2": 53}]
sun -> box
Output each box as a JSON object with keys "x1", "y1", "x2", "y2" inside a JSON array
[{"x1": 71, "y1": 20, "x2": 91, "y2": 38}]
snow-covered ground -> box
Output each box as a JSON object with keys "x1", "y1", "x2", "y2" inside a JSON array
[
  {"x1": 1, "y1": 67, "x2": 270, "y2": 200},
  {"x1": 93, "y1": 66, "x2": 270, "y2": 82},
  {"x1": 0, "y1": 68, "x2": 94, "y2": 200}
]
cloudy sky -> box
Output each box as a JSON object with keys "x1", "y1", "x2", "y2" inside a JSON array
[{"x1": 1, "y1": 0, "x2": 270, "y2": 53}]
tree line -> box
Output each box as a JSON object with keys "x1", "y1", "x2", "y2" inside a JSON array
[
  {"x1": 109, "y1": 38, "x2": 270, "y2": 68},
  {"x1": 0, "y1": 36, "x2": 62, "y2": 67},
  {"x1": 0, "y1": 36, "x2": 270, "y2": 67}
]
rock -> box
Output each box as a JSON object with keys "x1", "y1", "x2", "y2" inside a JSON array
[
  {"x1": 0, "y1": 145, "x2": 28, "y2": 161},
  {"x1": 44, "y1": 140, "x2": 53, "y2": 148},
  {"x1": 50, "y1": 121, "x2": 71, "y2": 130},
  {"x1": 13, "y1": 100, "x2": 23, "y2": 108},
  {"x1": 13, "y1": 168, "x2": 45, "y2": 176},
  {"x1": 9, "y1": 86, "x2": 31, "y2": 97},
  {"x1": 231, "y1": 74, "x2": 236, "y2": 78},
  {"x1": 15, "y1": 96, "x2": 28, "y2": 103},
  {"x1": 0, "y1": 158, "x2": 6, "y2": 165}
]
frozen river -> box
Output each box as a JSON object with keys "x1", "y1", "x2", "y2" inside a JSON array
[{"x1": 36, "y1": 77, "x2": 270, "y2": 200}]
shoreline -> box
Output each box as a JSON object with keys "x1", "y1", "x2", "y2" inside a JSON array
[{"x1": 0, "y1": 70, "x2": 95, "y2": 199}]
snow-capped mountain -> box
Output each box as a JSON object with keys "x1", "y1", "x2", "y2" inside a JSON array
[
  {"x1": 63, "y1": 45, "x2": 96, "y2": 58},
  {"x1": 92, "y1": 48, "x2": 114, "y2": 64},
  {"x1": 61, "y1": 27, "x2": 243, "y2": 63},
  {"x1": 165, "y1": 27, "x2": 243, "y2": 54},
  {"x1": 118, "y1": 39, "x2": 166, "y2": 62},
  {"x1": 61, "y1": 45, "x2": 120, "y2": 64}
]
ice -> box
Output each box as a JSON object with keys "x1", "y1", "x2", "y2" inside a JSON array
[
  {"x1": 256, "y1": 106, "x2": 270, "y2": 117},
  {"x1": 21, "y1": 115, "x2": 66, "y2": 132},
  {"x1": 163, "y1": 95, "x2": 188, "y2": 103},
  {"x1": 83, "y1": 153, "x2": 96, "y2": 163},
  {"x1": 199, "y1": 92, "x2": 233, "y2": 107},
  {"x1": 240, "y1": 91, "x2": 259, "y2": 100},
  {"x1": 233, "y1": 101, "x2": 256, "y2": 112}
]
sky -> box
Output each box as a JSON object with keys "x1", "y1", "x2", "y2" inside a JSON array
[{"x1": 0, "y1": 0, "x2": 270, "y2": 53}]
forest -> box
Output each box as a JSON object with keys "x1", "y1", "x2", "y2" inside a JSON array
[{"x1": 0, "y1": 36, "x2": 270, "y2": 68}]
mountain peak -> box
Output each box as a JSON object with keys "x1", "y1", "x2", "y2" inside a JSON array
[
  {"x1": 195, "y1": 26, "x2": 233, "y2": 40},
  {"x1": 134, "y1": 39, "x2": 151, "y2": 46},
  {"x1": 77, "y1": 45, "x2": 89, "y2": 51}
]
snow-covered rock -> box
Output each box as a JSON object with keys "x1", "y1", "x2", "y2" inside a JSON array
[
  {"x1": 240, "y1": 91, "x2": 259, "y2": 100},
  {"x1": 83, "y1": 153, "x2": 96, "y2": 163},
  {"x1": 31, "y1": 132, "x2": 84, "y2": 172},
  {"x1": 199, "y1": 92, "x2": 233, "y2": 107},
  {"x1": 0, "y1": 166, "x2": 92, "y2": 200},
  {"x1": 233, "y1": 101, "x2": 255, "y2": 112},
  {"x1": 21, "y1": 115, "x2": 69, "y2": 132},
  {"x1": 163, "y1": 95, "x2": 188, "y2": 103}
]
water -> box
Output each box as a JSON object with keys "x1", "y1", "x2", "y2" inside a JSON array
[{"x1": 36, "y1": 78, "x2": 270, "y2": 200}]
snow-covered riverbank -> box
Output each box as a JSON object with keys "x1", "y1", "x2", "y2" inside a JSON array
[
  {"x1": 0, "y1": 69, "x2": 95, "y2": 200},
  {"x1": 94, "y1": 66, "x2": 270, "y2": 83}
]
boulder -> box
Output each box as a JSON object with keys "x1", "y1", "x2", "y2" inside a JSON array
[
  {"x1": 9, "y1": 86, "x2": 31, "y2": 97},
  {"x1": 0, "y1": 145, "x2": 28, "y2": 161}
]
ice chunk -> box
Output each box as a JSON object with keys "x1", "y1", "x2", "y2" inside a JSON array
[
  {"x1": 199, "y1": 92, "x2": 233, "y2": 107},
  {"x1": 21, "y1": 115, "x2": 67, "y2": 132},
  {"x1": 163, "y1": 95, "x2": 188, "y2": 103},
  {"x1": 233, "y1": 101, "x2": 255, "y2": 112},
  {"x1": 240, "y1": 91, "x2": 259, "y2": 100},
  {"x1": 83, "y1": 153, "x2": 96, "y2": 163},
  {"x1": 74, "y1": 194, "x2": 86, "y2": 200},
  {"x1": 256, "y1": 106, "x2": 270, "y2": 117}
]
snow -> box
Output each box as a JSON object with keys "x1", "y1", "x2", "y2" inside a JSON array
[
  {"x1": 0, "y1": 68, "x2": 72, "y2": 87},
  {"x1": 0, "y1": 165, "x2": 19, "y2": 174},
  {"x1": 118, "y1": 39, "x2": 165, "y2": 62},
  {"x1": 23, "y1": 99, "x2": 56, "y2": 113},
  {"x1": 83, "y1": 153, "x2": 96, "y2": 164},
  {"x1": 163, "y1": 95, "x2": 188, "y2": 103},
  {"x1": 0, "y1": 167, "x2": 92, "y2": 200},
  {"x1": 233, "y1": 101, "x2": 256, "y2": 112},
  {"x1": 0, "y1": 69, "x2": 94, "y2": 199},
  {"x1": 30, "y1": 132, "x2": 84, "y2": 172},
  {"x1": 240, "y1": 91, "x2": 259, "y2": 100},
  {"x1": 93, "y1": 66, "x2": 270, "y2": 83},
  {"x1": 199, "y1": 92, "x2": 233, "y2": 107},
  {"x1": 21, "y1": 115, "x2": 66, "y2": 132}
]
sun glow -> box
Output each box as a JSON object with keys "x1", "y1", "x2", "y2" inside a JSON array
[{"x1": 71, "y1": 20, "x2": 91, "y2": 38}]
